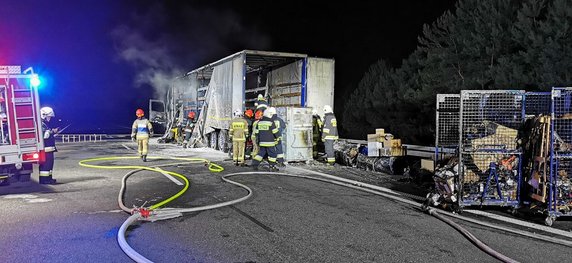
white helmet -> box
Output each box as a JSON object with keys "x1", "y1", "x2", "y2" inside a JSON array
[
  {"x1": 40, "y1": 107, "x2": 55, "y2": 119},
  {"x1": 267, "y1": 107, "x2": 277, "y2": 116},
  {"x1": 257, "y1": 94, "x2": 264, "y2": 100},
  {"x1": 323, "y1": 105, "x2": 333, "y2": 114},
  {"x1": 312, "y1": 109, "x2": 318, "y2": 116},
  {"x1": 263, "y1": 109, "x2": 273, "y2": 118},
  {"x1": 233, "y1": 109, "x2": 242, "y2": 118}
]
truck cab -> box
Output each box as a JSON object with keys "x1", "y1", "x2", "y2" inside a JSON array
[{"x1": 0, "y1": 66, "x2": 45, "y2": 185}]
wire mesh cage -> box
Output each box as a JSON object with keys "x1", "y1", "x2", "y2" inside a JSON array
[
  {"x1": 549, "y1": 87, "x2": 572, "y2": 218},
  {"x1": 435, "y1": 94, "x2": 460, "y2": 161},
  {"x1": 436, "y1": 94, "x2": 460, "y2": 147},
  {"x1": 460, "y1": 152, "x2": 521, "y2": 206},
  {"x1": 459, "y1": 90, "x2": 525, "y2": 207},
  {"x1": 525, "y1": 92, "x2": 551, "y2": 116}
]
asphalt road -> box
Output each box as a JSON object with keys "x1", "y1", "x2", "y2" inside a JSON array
[{"x1": 1, "y1": 139, "x2": 571, "y2": 262}]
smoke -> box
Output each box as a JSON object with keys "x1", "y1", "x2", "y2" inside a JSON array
[{"x1": 111, "y1": 2, "x2": 271, "y2": 100}]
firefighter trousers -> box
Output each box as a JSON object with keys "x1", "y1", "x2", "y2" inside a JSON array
[
  {"x1": 39, "y1": 151, "x2": 55, "y2": 183},
  {"x1": 232, "y1": 139, "x2": 246, "y2": 164},
  {"x1": 137, "y1": 137, "x2": 149, "y2": 156},
  {"x1": 324, "y1": 139, "x2": 336, "y2": 164},
  {"x1": 251, "y1": 146, "x2": 277, "y2": 167}
]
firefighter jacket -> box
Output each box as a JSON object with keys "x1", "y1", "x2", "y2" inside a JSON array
[
  {"x1": 42, "y1": 119, "x2": 57, "y2": 153},
  {"x1": 254, "y1": 116, "x2": 278, "y2": 147},
  {"x1": 312, "y1": 115, "x2": 323, "y2": 140},
  {"x1": 272, "y1": 115, "x2": 286, "y2": 140},
  {"x1": 251, "y1": 120, "x2": 259, "y2": 142},
  {"x1": 322, "y1": 113, "x2": 338, "y2": 141},
  {"x1": 230, "y1": 117, "x2": 249, "y2": 142},
  {"x1": 184, "y1": 118, "x2": 195, "y2": 133},
  {"x1": 131, "y1": 118, "x2": 154, "y2": 139}
]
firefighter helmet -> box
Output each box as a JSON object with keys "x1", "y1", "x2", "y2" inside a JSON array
[
  {"x1": 40, "y1": 107, "x2": 55, "y2": 119},
  {"x1": 255, "y1": 110, "x2": 263, "y2": 120},
  {"x1": 312, "y1": 109, "x2": 318, "y2": 116},
  {"x1": 188, "y1": 111, "x2": 196, "y2": 119},
  {"x1": 136, "y1": 108, "x2": 144, "y2": 117},
  {"x1": 323, "y1": 105, "x2": 333, "y2": 114},
  {"x1": 267, "y1": 107, "x2": 277, "y2": 116},
  {"x1": 257, "y1": 94, "x2": 264, "y2": 100},
  {"x1": 244, "y1": 109, "x2": 254, "y2": 118}
]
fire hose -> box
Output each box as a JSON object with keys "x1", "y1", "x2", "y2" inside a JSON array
[{"x1": 80, "y1": 157, "x2": 568, "y2": 263}]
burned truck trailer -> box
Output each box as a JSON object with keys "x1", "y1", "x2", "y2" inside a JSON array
[{"x1": 151, "y1": 50, "x2": 334, "y2": 161}]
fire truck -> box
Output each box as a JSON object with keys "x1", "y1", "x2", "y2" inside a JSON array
[{"x1": 0, "y1": 65, "x2": 45, "y2": 185}]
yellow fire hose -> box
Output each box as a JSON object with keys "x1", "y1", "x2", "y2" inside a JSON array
[{"x1": 78, "y1": 156, "x2": 224, "y2": 210}]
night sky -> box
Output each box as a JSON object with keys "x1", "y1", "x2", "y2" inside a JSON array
[{"x1": 0, "y1": 0, "x2": 456, "y2": 134}]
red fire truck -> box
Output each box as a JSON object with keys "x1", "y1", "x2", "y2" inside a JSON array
[{"x1": 0, "y1": 65, "x2": 45, "y2": 186}]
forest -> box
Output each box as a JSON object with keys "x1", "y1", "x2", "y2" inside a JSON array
[{"x1": 341, "y1": 0, "x2": 572, "y2": 145}]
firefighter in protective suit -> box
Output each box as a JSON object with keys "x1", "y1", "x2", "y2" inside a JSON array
[
  {"x1": 268, "y1": 107, "x2": 286, "y2": 166},
  {"x1": 131, "y1": 108, "x2": 154, "y2": 162},
  {"x1": 39, "y1": 107, "x2": 58, "y2": 184},
  {"x1": 312, "y1": 109, "x2": 323, "y2": 159},
  {"x1": 182, "y1": 111, "x2": 196, "y2": 148},
  {"x1": 254, "y1": 94, "x2": 268, "y2": 112},
  {"x1": 230, "y1": 109, "x2": 249, "y2": 166},
  {"x1": 250, "y1": 110, "x2": 263, "y2": 158},
  {"x1": 251, "y1": 109, "x2": 279, "y2": 171},
  {"x1": 322, "y1": 105, "x2": 338, "y2": 165}
]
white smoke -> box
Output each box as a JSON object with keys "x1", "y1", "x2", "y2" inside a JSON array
[{"x1": 111, "y1": 2, "x2": 270, "y2": 101}]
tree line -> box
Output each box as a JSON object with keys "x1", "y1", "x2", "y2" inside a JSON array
[{"x1": 342, "y1": 0, "x2": 572, "y2": 145}]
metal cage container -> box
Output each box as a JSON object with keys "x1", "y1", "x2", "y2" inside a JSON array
[
  {"x1": 458, "y1": 90, "x2": 525, "y2": 208},
  {"x1": 435, "y1": 94, "x2": 460, "y2": 161}
]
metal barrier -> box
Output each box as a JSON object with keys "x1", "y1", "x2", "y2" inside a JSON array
[{"x1": 57, "y1": 134, "x2": 105, "y2": 143}]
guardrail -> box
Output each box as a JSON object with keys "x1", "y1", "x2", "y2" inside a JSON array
[
  {"x1": 341, "y1": 138, "x2": 455, "y2": 159},
  {"x1": 57, "y1": 134, "x2": 105, "y2": 143}
]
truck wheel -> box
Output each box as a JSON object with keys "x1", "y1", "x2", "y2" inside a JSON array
[
  {"x1": 209, "y1": 131, "x2": 218, "y2": 150},
  {"x1": 218, "y1": 130, "x2": 229, "y2": 153}
]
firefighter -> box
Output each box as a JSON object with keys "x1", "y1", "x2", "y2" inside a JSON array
[
  {"x1": 39, "y1": 107, "x2": 58, "y2": 184},
  {"x1": 251, "y1": 109, "x2": 279, "y2": 171},
  {"x1": 229, "y1": 109, "x2": 249, "y2": 166},
  {"x1": 254, "y1": 94, "x2": 268, "y2": 112},
  {"x1": 250, "y1": 110, "x2": 263, "y2": 158},
  {"x1": 268, "y1": 107, "x2": 286, "y2": 166},
  {"x1": 244, "y1": 109, "x2": 254, "y2": 159},
  {"x1": 322, "y1": 105, "x2": 338, "y2": 165},
  {"x1": 182, "y1": 111, "x2": 196, "y2": 148},
  {"x1": 312, "y1": 109, "x2": 323, "y2": 159},
  {"x1": 131, "y1": 108, "x2": 154, "y2": 162}
]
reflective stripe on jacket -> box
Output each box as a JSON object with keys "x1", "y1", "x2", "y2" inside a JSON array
[
  {"x1": 131, "y1": 118, "x2": 154, "y2": 138},
  {"x1": 255, "y1": 117, "x2": 278, "y2": 147},
  {"x1": 230, "y1": 117, "x2": 249, "y2": 141},
  {"x1": 322, "y1": 113, "x2": 338, "y2": 140}
]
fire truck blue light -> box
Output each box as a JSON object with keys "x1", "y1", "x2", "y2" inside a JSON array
[{"x1": 30, "y1": 75, "x2": 41, "y2": 88}]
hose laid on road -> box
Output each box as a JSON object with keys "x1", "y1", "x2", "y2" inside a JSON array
[{"x1": 82, "y1": 157, "x2": 528, "y2": 263}]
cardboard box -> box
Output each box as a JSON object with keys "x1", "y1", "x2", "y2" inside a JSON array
[
  {"x1": 367, "y1": 142, "x2": 379, "y2": 157},
  {"x1": 367, "y1": 134, "x2": 378, "y2": 142},
  {"x1": 391, "y1": 139, "x2": 401, "y2": 148},
  {"x1": 421, "y1": 159, "x2": 434, "y2": 172}
]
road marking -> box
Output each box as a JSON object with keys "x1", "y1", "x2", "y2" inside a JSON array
[
  {"x1": 3, "y1": 194, "x2": 37, "y2": 199},
  {"x1": 122, "y1": 144, "x2": 133, "y2": 150},
  {"x1": 27, "y1": 198, "x2": 52, "y2": 203},
  {"x1": 154, "y1": 167, "x2": 184, "y2": 185}
]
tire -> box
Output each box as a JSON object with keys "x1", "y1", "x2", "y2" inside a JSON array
[
  {"x1": 209, "y1": 131, "x2": 218, "y2": 150},
  {"x1": 218, "y1": 129, "x2": 229, "y2": 153}
]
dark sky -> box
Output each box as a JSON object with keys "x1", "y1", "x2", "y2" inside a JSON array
[{"x1": 0, "y1": 0, "x2": 456, "y2": 133}]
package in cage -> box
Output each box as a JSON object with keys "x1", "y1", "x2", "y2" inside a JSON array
[
  {"x1": 460, "y1": 152, "x2": 521, "y2": 205},
  {"x1": 460, "y1": 90, "x2": 525, "y2": 152}
]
